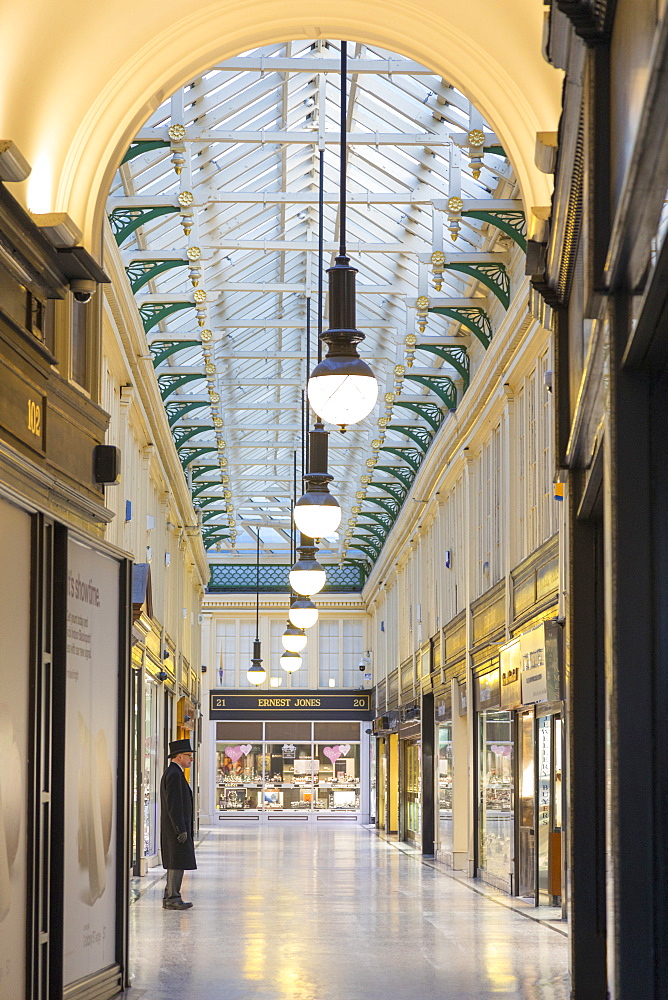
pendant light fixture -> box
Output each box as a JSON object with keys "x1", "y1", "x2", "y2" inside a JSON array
[
  {"x1": 293, "y1": 421, "x2": 342, "y2": 539},
  {"x1": 289, "y1": 533, "x2": 327, "y2": 596},
  {"x1": 307, "y1": 41, "x2": 378, "y2": 431},
  {"x1": 247, "y1": 527, "x2": 267, "y2": 686},
  {"x1": 281, "y1": 622, "x2": 307, "y2": 653},
  {"x1": 288, "y1": 596, "x2": 319, "y2": 630},
  {"x1": 280, "y1": 650, "x2": 302, "y2": 674}
]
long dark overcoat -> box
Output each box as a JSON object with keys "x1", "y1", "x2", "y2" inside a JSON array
[{"x1": 160, "y1": 761, "x2": 197, "y2": 870}]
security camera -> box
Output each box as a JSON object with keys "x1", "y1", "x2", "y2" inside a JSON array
[
  {"x1": 70, "y1": 278, "x2": 97, "y2": 304},
  {"x1": 359, "y1": 661, "x2": 366, "y2": 671}
]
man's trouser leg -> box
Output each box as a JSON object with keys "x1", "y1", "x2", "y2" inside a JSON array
[{"x1": 164, "y1": 869, "x2": 184, "y2": 901}]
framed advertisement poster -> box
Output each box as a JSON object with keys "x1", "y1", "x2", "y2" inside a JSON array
[
  {"x1": 0, "y1": 497, "x2": 31, "y2": 999},
  {"x1": 63, "y1": 539, "x2": 121, "y2": 987}
]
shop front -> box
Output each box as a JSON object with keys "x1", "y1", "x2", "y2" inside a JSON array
[
  {"x1": 372, "y1": 711, "x2": 399, "y2": 834},
  {"x1": 0, "y1": 188, "x2": 132, "y2": 1000},
  {"x1": 209, "y1": 690, "x2": 372, "y2": 822},
  {"x1": 399, "y1": 703, "x2": 422, "y2": 845},
  {"x1": 475, "y1": 663, "x2": 515, "y2": 893},
  {"x1": 499, "y1": 621, "x2": 564, "y2": 905}
]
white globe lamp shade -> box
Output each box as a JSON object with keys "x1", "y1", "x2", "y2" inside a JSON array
[
  {"x1": 247, "y1": 663, "x2": 266, "y2": 685},
  {"x1": 293, "y1": 492, "x2": 341, "y2": 539},
  {"x1": 288, "y1": 599, "x2": 319, "y2": 630},
  {"x1": 282, "y1": 625, "x2": 307, "y2": 653},
  {"x1": 280, "y1": 650, "x2": 302, "y2": 673},
  {"x1": 307, "y1": 360, "x2": 378, "y2": 428},
  {"x1": 289, "y1": 565, "x2": 326, "y2": 596}
]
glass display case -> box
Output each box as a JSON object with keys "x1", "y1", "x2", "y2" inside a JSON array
[
  {"x1": 437, "y1": 722, "x2": 453, "y2": 857},
  {"x1": 403, "y1": 740, "x2": 421, "y2": 841},
  {"x1": 477, "y1": 710, "x2": 514, "y2": 890},
  {"x1": 215, "y1": 733, "x2": 362, "y2": 812}
]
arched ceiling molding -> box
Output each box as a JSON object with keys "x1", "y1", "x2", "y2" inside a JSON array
[{"x1": 0, "y1": 0, "x2": 562, "y2": 244}]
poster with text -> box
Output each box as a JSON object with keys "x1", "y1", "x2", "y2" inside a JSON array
[
  {"x1": 0, "y1": 498, "x2": 31, "y2": 997},
  {"x1": 63, "y1": 539, "x2": 120, "y2": 986}
]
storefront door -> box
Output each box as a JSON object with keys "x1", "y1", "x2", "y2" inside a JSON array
[
  {"x1": 537, "y1": 713, "x2": 563, "y2": 904},
  {"x1": 518, "y1": 709, "x2": 536, "y2": 899},
  {"x1": 477, "y1": 709, "x2": 514, "y2": 892},
  {"x1": 377, "y1": 738, "x2": 387, "y2": 830},
  {"x1": 437, "y1": 722, "x2": 453, "y2": 859},
  {"x1": 403, "y1": 740, "x2": 421, "y2": 843}
]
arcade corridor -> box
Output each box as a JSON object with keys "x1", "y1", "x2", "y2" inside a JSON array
[{"x1": 127, "y1": 825, "x2": 569, "y2": 1000}]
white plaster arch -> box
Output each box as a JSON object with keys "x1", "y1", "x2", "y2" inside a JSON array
[{"x1": 0, "y1": 0, "x2": 561, "y2": 247}]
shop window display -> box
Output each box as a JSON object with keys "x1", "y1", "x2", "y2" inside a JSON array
[
  {"x1": 404, "y1": 741, "x2": 421, "y2": 840},
  {"x1": 478, "y1": 711, "x2": 514, "y2": 890},
  {"x1": 215, "y1": 736, "x2": 361, "y2": 811},
  {"x1": 143, "y1": 679, "x2": 159, "y2": 857},
  {"x1": 437, "y1": 723, "x2": 453, "y2": 857}
]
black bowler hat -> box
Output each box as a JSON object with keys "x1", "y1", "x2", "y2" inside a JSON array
[{"x1": 168, "y1": 738, "x2": 194, "y2": 758}]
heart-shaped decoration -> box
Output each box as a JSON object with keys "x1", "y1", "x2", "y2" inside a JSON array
[
  {"x1": 239, "y1": 744, "x2": 252, "y2": 756},
  {"x1": 323, "y1": 746, "x2": 342, "y2": 764},
  {"x1": 338, "y1": 743, "x2": 351, "y2": 757},
  {"x1": 225, "y1": 746, "x2": 244, "y2": 763}
]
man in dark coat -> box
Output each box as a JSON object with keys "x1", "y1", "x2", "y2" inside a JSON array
[{"x1": 160, "y1": 738, "x2": 197, "y2": 910}]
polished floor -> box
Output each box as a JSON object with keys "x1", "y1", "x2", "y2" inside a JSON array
[{"x1": 127, "y1": 824, "x2": 570, "y2": 1000}]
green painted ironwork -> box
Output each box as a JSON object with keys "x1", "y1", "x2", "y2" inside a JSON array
[
  {"x1": 403, "y1": 373, "x2": 457, "y2": 409},
  {"x1": 414, "y1": 345, "x2": 470, "y2": 388},
  {"x1": 374, "y1": 466, "x2": 413, "y2": 490},
  {"x1": 352, "y1": 531, "x2": 382, "y2": 552},
  {"x1": 349, "y1": 541, "x2": 380, "y2": 560},
  {"x1": 343, "y1": 558, "x2": 372, "y2": 578},
  {"x1": 379, "y1": 446, "x2": 423, "y2": 473},
  {"x1": 391, "y1": 399, "x2": 444, "y2": 431},
  {"x1": 121, "y1": 140, "x2": 170, "y2": 164},
  {"x1": 200, "y1": 510, "x2": 226, "y2": 523},
  {"x1": 108, "y1": 205, "x2": 179, "y2": 246},
  {"x1": 166, "y1": 401, "x2": 209, "y2": 426},
  {"x1": 180, "y1": 447, "x2": 218, "y2": 470},
  {"x1": 364, "y1": 494, "x2": 401, "y2": 517},
  {"x1": 430, "y1": 306, "x2": 492, "y2": 349},
  {"x1": 360, "y1": 511, "x2": 395, "y2": 530},
  {"x1": 446, "y1": 261, "x2": 510, "y2": 309},
  {"x1": 139, "y1": 301, "x2": 193, "y2": 333},
  {"x1": 486, "y1": 145, "x2": 506, "y2": 157},
  {"x1": 464, "y1": 210, "x2": 527, "y2": 251},
  {"x1": 190, "y1": 465, "x2": 217, "y2": 481},
  {"x1": 158, "y1": 372, "x2": 203, "y2": 401},
  {"x1": 208, "y1": 562, "x2": 364, "y2": 593},
  {"x1": 355, "y1": 523, "x2": 387, "y2": 543},
  {"x1": 194, "y1": 497, "x2": 224, "y2": 510},
  {"x1": 173, "y1": 425, "x2": 213, "y2": 450},
  {"x1": 150, "y1": 340, "x2": 201, "y2": 367},
  {"x1": 125, "y1": 258, "x2": 188, "y2": 293},
  {"x1": 191, "y1": 483, "x2": 217, "y2": 499},
  {"x1": 388, "y1": 424, "x2": 433, "y2": 453}
]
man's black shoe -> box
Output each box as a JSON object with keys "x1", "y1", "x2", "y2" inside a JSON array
[{"x1": 163, "y1": 900, "x2": 193, "y2": 910}]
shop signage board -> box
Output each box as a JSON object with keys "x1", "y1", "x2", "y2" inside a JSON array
[
  {"x1": 210, "y1": 689, "x2": 373, "y2": 721},
  {"x1": 519, "y1": 622, "x2": 562, "y2": 706},
  {"x1": 500, "y1": 637, "x2": 523, "y2": 709},
  {"x1": 474, "y1": 668, "x2": 500, "y2": 711},
  {"x1": 63, "y1": 539, "x2": 120, "y2": 986},
  {"x1": 458, "y1": 680, "x2": 468, "y2": 717},
  {"x1": 0, "y1": 498, "x2": 31, "y2": 999}
]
